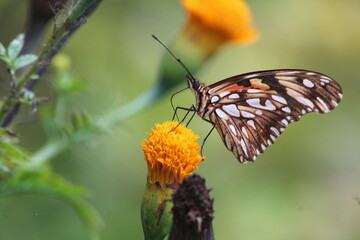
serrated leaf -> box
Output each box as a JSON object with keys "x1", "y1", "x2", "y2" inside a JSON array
[
  {"x1": 0, "y1": 42, "x2": 6, "y2": 55},
  {"x1": 7, "y1": 34, "x2": 24, "y2": 60},
  {"x1": 13, "y1": 54, "x2": 38, "y2": 70}
]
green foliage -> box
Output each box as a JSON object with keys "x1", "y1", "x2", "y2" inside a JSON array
[
  {"x1": 0, "y1": 1, "x2": 103, "y2": 235},
  {"x1": 13, "y1": 54, "x2": 38, "y2": 69},
  {"x1": 0, "y1": 0, "x2": 104, "y2": 239},
  {"x1": 0, "y1": 34, "x2": 37, "y2": 75},
  {"x1": 0, "y1": 42, "x2": 5, "y2": 55},
  {"x1": 7, "y1": 33, "x2": 24, "y2": 60},
  {"x1": 0, "y1": 82, "x2": 103, "y2": 238}
]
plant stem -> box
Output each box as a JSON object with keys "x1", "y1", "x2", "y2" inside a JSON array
[{"x1": 0, "y1": 0, "x2": 102, "y2": 127}]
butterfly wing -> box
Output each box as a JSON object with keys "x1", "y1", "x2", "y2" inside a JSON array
[{"x1": 206, "y1": 69, "x2": 342, "y2": 163}]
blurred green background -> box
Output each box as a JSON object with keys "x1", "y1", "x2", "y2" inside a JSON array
[{"x1": 0, "y1": 0, "x2": 359, "y2": 239}]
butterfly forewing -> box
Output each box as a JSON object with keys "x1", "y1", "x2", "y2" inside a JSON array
[{"x1": 200, "y1": 69, "x2": 342, "y2": 163}]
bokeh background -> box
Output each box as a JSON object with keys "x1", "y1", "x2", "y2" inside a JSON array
[{"x1": 0, "y1": 0, "x2": 359, "y2": 239}]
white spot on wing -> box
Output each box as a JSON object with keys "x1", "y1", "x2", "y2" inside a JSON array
[
  {"x1": 215, "y1": 109, "x2": 228, "y2": 119},
  {"x1": 246, "y1": 98, "x2": 261, "y2": 108},
  {"x1": 301, "y1": 109, "x2": 306, "y2": 114},
  {"x1": 247, "y1": 89, "x2": 261, "y2": 93},
  {"x1": 316, "y1": 97, "x2": 330, "y2": 112},
  {"x1": 225, "y1": 134, "x2": 232, "y2": 149},
  {"x1": 255, "y1": 110, "x2": 263, "y2": 115},
  {"x1": 320, "y1": 82, "x2": 325, "y2": 86},
  {"x1": 247, "y1": 120, "x2": 256, "y2": 129},
  {"x1": 275, "y1": 76, "x2": 297, "y2": 80},
  {"x1": 303, "y1": 79, "x2": 314, "y2": 88},
  {"x1": 279, "y1": 71, "x2": 301, "y2": 75},
  {"x1": 211, "y1": 96, "x2": 219, "y2": 103},
  {"x1": 241, "y1": 111, "x2": 255, "y2": 118},
  {"x1": 246, "y1": 98, "x2": 276, "y2": 110},
  {"x1": 282, "y1": 107, "x2": 291, "y2": 113},
  {"x1": 241, "y1": 127, "x2": 249, "y2": 138},
  {"x1": 271, "y1": 127, "x2": 280, "y2": 136},
  {"x1": 267, "y1": 139, "x2": 272, "y2": 145},
  {"x1": 219, "y1": 92, "x2": 229, "y2": 98},
  {"x1": 228, "y1": 93, "x2": 240, "y2": 99},
  {"x1": 281, "y1": 119, "x2": 289, "y2": 126},
  {"x1": 223, "y1": 104, "x2": 240, "y2": 117},
  {"x1": 306, "y1": 72, "x2": 316, "y2": 75},
  {"x1": 296, "y1": 97, "x2": 314, "y2": 108},
  {"x1": 240, "y1": 139, "x2": 248, "y2": 156},
  {"x1": 271, "y1": 95, "x2": 287, "y2": 104},
  {"x1": 331, "y1": 100, "x2": 338, "y2": 107},
  {"x1": 229, "y1": 124, "x2": 237, "y2": 135},
  {"x1": 245, "y1": 73, "x2": 260, "y2": 79},
  {"x1": 264, "y1": 100, "x2": 276, "y2": 110},
  {"x1": 270, "y1": 135, "x2": 276, "y2": 141},
  {"x1": 320, "y1": 78, "x2": 330, "y2": 83},
  {"x1": 338, "y1": 93, "x2": 343, "y2": 99},
  {"x1": 261, "y1": 144, "x2": 266, "y2": 151}
]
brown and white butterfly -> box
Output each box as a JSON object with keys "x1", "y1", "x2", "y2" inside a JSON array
[
  {"x1": 152, "y1": 35, "x2": 342, "y2": 163},
  {"x1": 186, "y1": 69, "x2": 342, "y2": 163}
]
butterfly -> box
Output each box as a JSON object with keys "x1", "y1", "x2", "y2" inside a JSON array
[
  {"x1": 151, "y1": 35, "x2": 343, "y2": 163},
  {"x1": 186, "y1": 69, "x2": 343, "y2": 163}
]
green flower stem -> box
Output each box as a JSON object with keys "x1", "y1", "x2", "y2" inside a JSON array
[
  {"x1": 98, "y1": 82, "x2": 166, "y2": 127},
  {"x1": 29, "y1": 139, "x2": 67, "y2": 168},
  {"x1": 141, "y1": 179, "x2": 174, "y2": 240}
]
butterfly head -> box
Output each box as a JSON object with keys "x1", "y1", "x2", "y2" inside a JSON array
[{"x1": 186, "y1": 74, "x2": 202, "y2": 92}]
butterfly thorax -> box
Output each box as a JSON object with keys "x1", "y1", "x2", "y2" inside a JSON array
[{"x1": 186, "y1": 75, "x2": 213, "y2": 120}]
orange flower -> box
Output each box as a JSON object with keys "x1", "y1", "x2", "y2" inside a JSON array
[
  {"x1": 142, "y1": 121, "x2": 204, "y2": 188},
  {"x1": 180, "y1": 0, "x2": 259, "y2": 59}
]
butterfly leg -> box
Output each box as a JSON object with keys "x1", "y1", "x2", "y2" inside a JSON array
[
  {"x1": 171, "y1": 105, "x2": 197, "y2": 122},
  {"x1": 185, "y1": 110, "x2": 197, "y2": 127},
  {"x1": 170, "y1": 87, "x2": 190, "y2": 121},
  {"x1": 170, "y1": 105, "x2": 197, "y2": 132},
  {"x1": 200, "y1": 125, "x2": 216, "y2": 156}
]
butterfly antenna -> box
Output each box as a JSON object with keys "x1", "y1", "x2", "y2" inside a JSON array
[{"x1": 151, "y1": 34, "x2": 196, "y2": 80}]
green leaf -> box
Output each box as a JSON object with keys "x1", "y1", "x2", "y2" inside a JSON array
[
  {"x1": 0, "y1": 55, "x2": 11, "y2": 65},
  {"x1": 13, "y1": 54, "x2": 38, "y2": 70},
  {"x1": 7, "y1": 33, "x2": 24, "y2": 60},
  {"x1": 0, "y1": 42, "x2": 6, "y2": 55}
]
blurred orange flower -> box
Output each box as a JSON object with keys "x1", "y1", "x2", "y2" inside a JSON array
[{"x1": 181, "y1": 0, "x2": 259, "y2": 59}]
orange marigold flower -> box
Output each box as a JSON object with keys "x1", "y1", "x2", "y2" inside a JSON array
[
  {"x1": 142, "y1": 121, "x2": 204, "y2": 188},
  {"x1": 180, "y1": 0, "x2": 259, "y2": 59}
]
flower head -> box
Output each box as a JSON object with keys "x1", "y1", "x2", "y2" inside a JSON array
[
  {"x1": 180, "y1": 0, "x2": 259, "y2": 59},
  {"x1": 142, "y1": 121, "x2": 204, "y2": 188}
]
